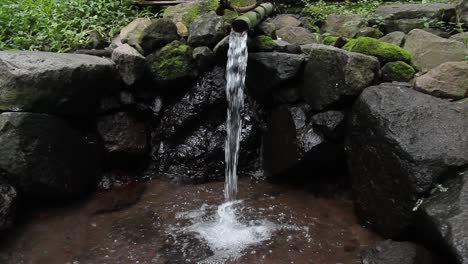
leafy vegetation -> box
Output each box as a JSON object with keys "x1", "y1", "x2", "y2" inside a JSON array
[
  {"x1": 0, "y1": 0, "x2": 153, "y2": 52},
  {"x1": 301, "y1": 0, "x2": 384, "y2": 26}
]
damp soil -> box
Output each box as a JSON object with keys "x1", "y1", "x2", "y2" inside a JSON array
[{"x1": 0, "y1": 178, "x2": 380, "y2": 264}]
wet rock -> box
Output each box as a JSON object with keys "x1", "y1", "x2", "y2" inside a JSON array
[
  {"x1": 362, "y1": 240, "x2": 437, "y2": 264},
  {"x1": 0, "y1": 180, "x2": 17, "y2": 232},
  {"x1": 247, "y1": 52, "x2": 306, "y2": 103},
  {"x1": 157, "y1": 67, "x2": 225, "y2": 140},
  {"x1": 120, "y1": 18, "x2": 151, "y2": 45},
  {"x1": 188, "y1": 12, "x2": 225, "y2": 48},
  {"x1": 418, "y1": 170, "x2": 468, "y2": 264},
  {"x1": 97, "y1": 112, "x2": 148, "y2": 159},
  {"x1": 0, "y1": 112, "x2": 98, "y2": 199},
  {"x1": 262, "y1": 105, "x2": 346, "y2": 179},
  {"x1": 311, "y1": 111, "x2": 346, "y2": 141},
  {"x1": 379, "y1": 31, "x2": 406, "y2": 47},
  {"x1": 146, "y1": 41, "x2": 196, "y2": 85},
  {"x1": 133, "y1": 19, "x2": 178, "y2": 55},
  {"x1": 414, "y1": 61, "x2": 468, "y2": 100},
  {"x1": 375, "y1": 4, "x2": 456, "y2": 33},
  {"x1": 322, "y1": 14, "x2": 367, "y2": 38},
  {"x1": 269, "y1": 14, "x2": 302, "y2": 30},
  {"x1": 299, "y1": 44, "x2": 380, "y2": 111},
  {"x1": 277, "y1": 26, "x2": 321, "y2": 45},
  {"x1": 213, "y1": 35, "x2": 229, "y2": 57},
  {"x1": 0, "y1": 51, "x2": 115, "y2": 116},
  {"x1": 193, "y1": 46, "x2": 215, "y2": 72},
  {"x1": 151, "y1": 67, "x2": 261, "y2": 183},
  {"x1": 346, "y1": 83, "x2": 468, "y2": 237},
  {"x1": 112, "y1": 44, "x2": 146, "y2": 86},
  {"x1": 403, "y1": 29, "x2": 466, "y2": 72},
  {"x1": 382, "y1": 61, "x2": 416, "y2": 82}
]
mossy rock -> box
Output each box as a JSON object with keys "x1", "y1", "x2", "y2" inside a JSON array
[
  {"x1": 251, "y1": 35, "x2": 278, "y2": 51},
  {"x1": 343, "y1": 37, "x2": 411, "y2": 64},
  {"x1": 163, "y1": 0, "x2": 255, "y2": 29},
  {"x1": 382, "y1": 61, "x2": 416, "y2": 82},
  {"x1": 147, "y1": 40, "x2": 196, "y2": 83},
  {"x1": 323, "y1": 36, "x2": 339, "y2": 45}
]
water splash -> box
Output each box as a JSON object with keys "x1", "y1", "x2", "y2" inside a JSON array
[{"x1": 224, "y1": 30, "x2": 248, "y2": 201}]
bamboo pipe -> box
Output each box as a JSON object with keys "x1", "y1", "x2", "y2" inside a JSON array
[{"x1": 231, "y1": 3, "x2": 274, "y2": 32}]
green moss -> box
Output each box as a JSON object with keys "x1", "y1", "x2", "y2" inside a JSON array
[
  {"x1": 385, "y1": 61, "x2": 415, "y2": 81},
  {"x1": 323, "y1": 36, "x2": 339, "y2": 45},
  {"x1": 343, "y1": 37, "x2": 411, "y2": 64},
  {"x1": 151, "y1": 41, "x2": 193, "y2": 79},
  {"x1": 252, "y1": 35, "x2": 278, "y2": 51}
]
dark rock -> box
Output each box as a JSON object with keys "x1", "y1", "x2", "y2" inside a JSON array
[
  {"x1": 322, "y1": 14, "x2": 367, "y2": 38},
  {"x1": 193, "y1": 46, "x2": 215, "y2": 72},
  {"x1": 188, "y1": 12, "x2": 225, "y2": 48},
  {"x1": 213, "y1": 36, "x2": 229, "y2": 58},
  {"x1": 146, "y1": 41, "x2": 196, "y2": 86},
  {"x1": 418, "y1": 170, "x2": 468, "y2": 264},
  {"x1": 356, "y1": 27, "x2": 384, "y2": 39},
  {"x1": 276, "y1": 27, "x2": 321, "y2": 45},
  {"x1": 0, "y1": 112, "x2": 98, "y2": 199},
  {"x1": 151, "y1": 67, "x2": 261, "y2": 183},
  {"x1": 346, "y1": 83, "x2": 468, "y2": 237},
  {"x1": 404, "y1": 29, "x2": 466, "y2": 72},
  {"x1": 97, "y1": 112, "x2": 148, "y2": 158},
  {"x1": 247, "y1": 52, "x2": 306, "y2": 103},
  {"x1": 138, "y1": 19, "x2": 179, "y2": 55},
  {"x1": 311, "y1": 111, "x2": 346, "y2": 141},
  {"x1": 0, "y1": 51, "x2": 115, "y2": 116},
  {"x1": 0, "y1": 180, "x2": 17, "y2": 232},
  {"x1": 413, "y1": 61, "x2": 468, "y2": 100},
  {"x1": 86, "y1": 30, "x2": 108, "y2": 49},
  {"x1": 379, "y1": 31, "x2": 406, "y2": 47},
  {"x1": 120, "y1": 18, "x2": 152, "y2": 48},
  {"x1": 299, "y1": 44, "x2": 380, "y2": 111},
  {"x1": 111, "y1": 44, "x2": 146, "y2": 86},
  {"x1": 362, "y1": 240, "x2": 437, "y2": 264}
]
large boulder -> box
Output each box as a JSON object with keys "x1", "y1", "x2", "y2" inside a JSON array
[
  {"x1": 151, "y1": 67, "x2": 261, "y2": 183},
  {"x1": 276, "y1": 26, "x2": 321, "y2": 45},
  {"x1": 379, "y1": 31, "x2": 406, "y2": 47},
  {"x1": 97, "y1": 112, "x2": 148, "y2": 160},
  {"x1": 269, "y1": 14, "x2": 302, "y2": 30},
  {"x1": 120, "y1": 18, "x2": 152, "y2": 45},
  {"x1": 146, "y1": 41, "x2": 197, "y2": 85},
  {"x1": 403, "y1": 29, "x2": 466, "y2": 72},
  {"x1": 375, "y1": 4, "x2": 456, "y2": 33},
  {"x1": 418, "y1": 170, "x2": 468, "y2": 264},
  {"x1": 362, "y1": 240, "x2": 437, "y2": 264},
  {"x1": 299, "y1": 44, "x2": 380, "y2": 111},
  {"x1": 0, "y1": 113, "x2": 98, "y2": 199},
  {"x1": 137, "y1": 19, "x2": 179, "y2": 55},
  {"x1": 111, "y1": 44, "x2": 146, "y2": 86},
  {"x1": 346, "y1": 83, "x2": 468, "y2": 237},
  {"x1": 0, "y1": 180, "x2": 17, "y2": 232},
  {"x1": 188, "y1": 12, "x2": 225, "y2": 48},
  {"x1": 321, "y1": 14, "x2": 366, "y2": 38},
  {"x1": 0, "y1": 51, "x2": 115, "y2": 116},
  {"x1": 413, "y1": 61, "x2": 468, "y2": 100},
  {"x1": 343, "y1": 37, "x2": 412, "y2": 64},
  {"x1": 247, "y1": 52, "x2": 306, "y2": 103}
]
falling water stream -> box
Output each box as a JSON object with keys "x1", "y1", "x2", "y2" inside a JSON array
[{"x1": 224, "y1": 30, "x2": 248, "y2": 201}]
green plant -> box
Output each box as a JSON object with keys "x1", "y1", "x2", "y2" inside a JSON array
[
  {"x1": 301, "y1": 0, "x2": 384, "y2": 26},
  {"x1": 0, "y1": 0, "x2": 153, "y2": 52}
]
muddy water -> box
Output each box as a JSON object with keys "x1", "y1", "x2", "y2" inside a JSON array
[{"x1": 0, "y1": 178, "x2": 380, "y2": 264}]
